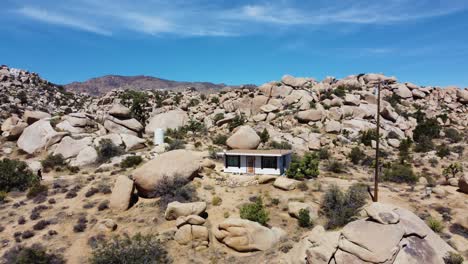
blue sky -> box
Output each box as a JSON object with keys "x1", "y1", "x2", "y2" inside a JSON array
[{"x1": 1, "y1": 0, "x2": 468, "y2": 87}]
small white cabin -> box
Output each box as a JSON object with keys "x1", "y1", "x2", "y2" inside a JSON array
[{"x1": 218, "y1": 149, "x2": 293, "y2": 176}]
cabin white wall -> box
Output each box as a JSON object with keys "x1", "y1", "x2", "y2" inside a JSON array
[{"x1": 223, "y1": 155, "x2": 247, "y2": 174}]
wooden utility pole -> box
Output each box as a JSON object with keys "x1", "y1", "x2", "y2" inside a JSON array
[{"x1": 373, "y1": 82, "x2": 382, "y2": 202}]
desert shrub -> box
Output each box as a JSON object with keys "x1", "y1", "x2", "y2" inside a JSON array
[
  {"x1": 240, "y1": 197, "x2": 269, "y2": 225},
  {"x1": 271, "y1": 198, "x2": 280, "y2": 206},
  {"x1": 398, "y1": 137, "x2": 413, "y2": 164},
  {"x1": 21, "y1": 230, "x2": 35, "y2": 239},
  {"x1": 213, "y1": 134, "x2": 228, "y2": 146},
  {"x1": 97, "y1": 139, "x2": 124, "y2": 163},
  {"x1": 385, "y1": 93, "x2": 401, "y2": 108},
  {"x1": 443, "y1": 252, "x2": 464, "y2": 264},
  {"x1": 269, "y1": 141, "x2": 292, "y2": 150},
  {"x1": 413, "y1": 115, "x2": 440, "y2": 146},
  {"x1": 452, "y1": 145, "x2": 464, "y2": 156},
  {"x1": 297, "y1": 182, "x2": 309, "y2": 191},
  {"x1": 436, "y1": 144, "x2": 451, "y2": 158},
  {"x1": 210, "y1": 96, "x2": 220, "y2": 104},
  {"x1": 120, "y1": 156, "x2": 143, "y2": 168},
  {"x1": 360, "y1": 129, "x2": 379, "y2": 147},
  {"x1": 32, "y1": 220, "x2": 50, "y2": 231},
  {"x1": 212, "y1": 196, "x2": 222, "y2": 206},
  {"x1": 27, "y1": 183, "x2": 48, "y2": 199},
  {"x1": 257, "y1": 128, "x2": 270, "y2": 144},
  {"x1": 67, "y1": 166, "x2": 80, "y2": 174},
  {"x1": 213, "y1": 113, "x2": 224, "y2": 124},
  {"x1": 208, "y1": 146, "x2": 220, "y2": 160},
  {"x1": 73, "y1": 216, "x2": 88, "y2": 233},
  {"x1": 89, "y1": 233, "x2": 171, "y2": 264},
  {"x1": 166, "y1": 139, "x2": 185, "y2": 151},
  {"x1": 317, "y1": 148, "x2": 330, "y2": 160},
  {"x1": 322, "y1": 183, "x2": 368, "y2": 229},
  {"x1": 41, "y1": 154, "x2": 65, "y2": 172},
  {"x1": 442, "y1": 163, "x2": 463, "y2": 181},
  {"x1": 383, "y1": 163, "x2": 417, "y2": 184},
  {"x1": 298, "y1": 209, "x2": 313, "y2": 228},
  {"x1": 188, "y1": 98, "x2": 200, "y2": 107},
  {"x1": 98, "y1": 201, "x2": 109, "y2": 211},
  {"x1": 414, "y1": 135, "x2": 435, "y2": 152},
  {"x1": 348, "y1": 147, "x2": 365, "y2": 165},
  {"x1": 333, "y1": 86, "x2": 346, "y2": 98},
  {"x1": 444, "y1": 128, "x2": 462, "y2": 143},
  {"x1": 18, "y1": 216, "x2": 26, "y2": 225},
  {"x1": 85, "y1": 187, "x2": 99, "y2": 198},
  {"x1": 0, "y1": 158, "x2": 37, "y2": 192},
  {"x1": 427, "y1": 217, "x2": 444, "y2": 233},
  {"x1": 428, "y1": 157, "x2": 439, "y2": 167},
  {"x1": 286, "y1": 152, "x2": 320, "y2": 180},
  {"x1": 0, "y1": 191, "x2": 7, "y2": 203},
  {"x1": 151, "y1": 176, "x2": 198, "y2": 210},
  {"x1": 119, "y1": 90, "x2": 150, "y2": 124},
  {"x1": 3, "y1": 243, "x2": 65, "y2": 264},
  {"x1": 327, "y1": 159, "x2": 345, "y2": 173},
  {"x1": 228, "y1": 113, "x2": 246, "y2": 131}
]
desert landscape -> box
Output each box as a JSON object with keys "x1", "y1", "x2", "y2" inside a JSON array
[{"x1": 0, "y1": 65, "x2": 467, "y2": 264}]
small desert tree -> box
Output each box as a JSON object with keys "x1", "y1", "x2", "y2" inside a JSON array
[
  {"x1": 286, "y1": 152, "x2": 320, "y2": 180},
  {"x1": 442, "y1": 163, "x2": 463, "y2": 181}
]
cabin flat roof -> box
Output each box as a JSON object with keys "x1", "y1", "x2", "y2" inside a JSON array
[{"x1": 218, "y1": 149, "x2": 293, "y2": 156}]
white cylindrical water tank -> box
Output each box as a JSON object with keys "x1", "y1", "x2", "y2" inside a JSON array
[{"x1": 154, "y1": 128, "x2": 165, "y2": 145}]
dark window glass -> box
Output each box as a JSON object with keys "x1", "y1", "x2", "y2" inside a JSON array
[
  {"x1": 226, "y1": 155, "x2": 240, "y2": 167},
  {"x1": 262, "y1": 156, "x2": 277, "y2": 169}
]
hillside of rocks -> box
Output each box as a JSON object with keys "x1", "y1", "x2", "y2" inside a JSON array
[{"x1": 0, "y1": 64, "x2": 467, "y2": 263}]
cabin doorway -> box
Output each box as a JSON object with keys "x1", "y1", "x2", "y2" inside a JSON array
[{"x1": 247, "y1": 156, "x2": 255, "y2": 174}]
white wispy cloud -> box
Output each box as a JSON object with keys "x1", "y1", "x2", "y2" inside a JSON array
[
  {"x1": 10, "y1": 0, "x2": 468, "y2": 37},
  {"x1": 17, "y1": 6, "x2": 111, "y2": 36}
]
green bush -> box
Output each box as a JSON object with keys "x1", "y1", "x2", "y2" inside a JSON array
[
  {"x1": 240, "y1": 197, "x2": 269, "y2": 225},
  {"x1": 89, "y1": 233, "x2": 171, "y2": 264},
  {"x1": 382, "y1": 163, "x2": 417, "y2": 184},
  {"x1": 258, "y1": 128, "x2": 270, "y2": 144},
  {"x1": 444, "y1": 128, "x2": 462, "y2": 143},
  {"x1": 166, "y1": 139, "x2": 185, "y2": 151},
  {"x1": 442, "y1": 163, "x2": 463, "y2": 181},
  {"x1": 213, "y1": 134, "x2": 227, "y2": 146},
  {"x1": 443, "y1": 252, "x2": 464, "y2": 264},
  {"x1": 151, "y1": 176, "x2": 198, "y2": 210},
  {"x1": 0, "y1": 191, "x2": 7, "y2": 202},
  {"x1": 212, "y1": 196, "x2": 222, "y2": 206},
  {"x1": 228, "y1": 114, "x2": 246, "y2": 131},
  {"x1": 119, "y1": 90, "x2": 150, "y2": 124},
  {"x1": 348, "y1": 147, "x2": 365, "y2": 165},
  {"x1": 436, "y1": 144, "x2": 451, "y2": 158},
  {"x1": 41, "y1": 154, "x2": 65, "y2": 172},
  {"x1": 317, "y1": 148, "x2": 330, "y2": 160},
  {"x1": 188, "y1": 98, "x2": 200, "y2": 107},
  {"x1": 427, "y1": 217, "x2": 444, "y2": 233},
  {"x1": 96, "y1": 139, "x2": 124, "y2": 163},
  {"x1": 26, "y1": 183, "x2": 48, "y2": 199},
  {"x1": 210, "y1": 96, "x2": 220, "y2": 104},
  {"x1": 398, "y1": 137, "x2": 413, "y2": 164},
  {"x1": 120, "y1": 156, "x2": 143, "y2": 168},
  {"x1": 327, "y1": 159, "x2": 345, "y2": 173},
  {"x1": 413, "y1": 116, "x2": 441, "y2": 144},
  {"x1": 321, "y1": 183, "x2": 368, "y2": 229},
  {"x1": 213, "y1": 113, "x2": 224, "y2": 124},
  {"x1": 0, "y1": 159, "x2": 37, "y2": 193},
  {"x1": 360, "y1": 129, "x2": 379, "y2": 147},
  {"x1": 269, "y1": 141, "x2": 292, "y2": 150},
  {"x1": 298, "y1": 209, "x2": 313, "y2": 228},
  {"x1": 3, "y1": 243, "x2": 65, "y2": 264},
  {"x1": 286, "y1": 152, "x2": 320, "y2": 180},
  {"x1": 414, "y1": 135, "x2": 435, "y2": 153}
]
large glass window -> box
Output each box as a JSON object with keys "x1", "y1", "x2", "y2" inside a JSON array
[
  {"x1": 261, "y1": 156, "x2": 277, "y2": 169},
  {"x1": 226, "y1": 155, "x2": 240, "y2": 167}
]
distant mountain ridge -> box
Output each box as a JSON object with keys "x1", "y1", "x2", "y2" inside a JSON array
[{"x1": 65, "y1": 75, "x2": 232, "y2": 96}]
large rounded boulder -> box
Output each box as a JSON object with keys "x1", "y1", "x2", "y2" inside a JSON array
[
  {"x1": 145, "y1": 110, "x2": 189, "y2": 135},
  {"x1": 226, "y1": 125, "x2": 260, "y2": 150},
  {"x1": 133, "y1": 150, "x2": 202, "y2": 197}
]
